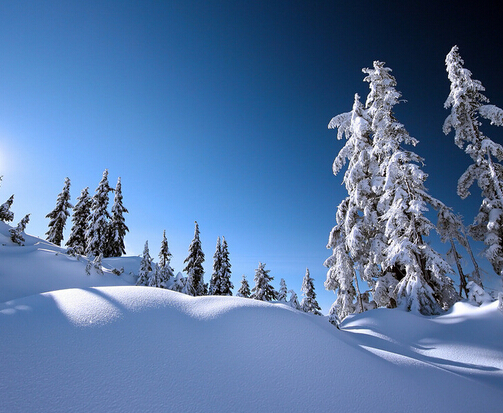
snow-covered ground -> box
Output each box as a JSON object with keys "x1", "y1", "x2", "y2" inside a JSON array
[{"x1": 1, "y1": 222, "x2": 502, "y2": 413}]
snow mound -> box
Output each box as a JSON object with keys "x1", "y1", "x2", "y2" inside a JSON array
[
  {"x1": 1, "y1": 286, "x2": 502, "y2": 413},
  {"x1": 0, "y1": 221, "x2": 138, "y2": 303}
]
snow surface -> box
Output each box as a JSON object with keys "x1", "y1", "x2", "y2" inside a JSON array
[{"x1": 1, "y1": 223, "x2": 502, "y2": 412}]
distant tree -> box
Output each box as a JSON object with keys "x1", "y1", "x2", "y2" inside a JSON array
[
  {"x1": 66, "y1": 187, "x2": 91, "y2": 255},
  {"x1": 216, "y1": 237, "x2": 233, "y2": 295},
  {"x1": 444, "y1": 45, "x2": 503, "y2": 278},
  {"x1": 136, "y1": 241, "x2": 153, "y2": 286},
  {"x1": 236, "y1": 275, "x2": 251, "y2": 298},
  {"x1": 86, "y1": 170, "x2": 112, "y2": 257},
  {"x1": 106, "y1": 177, "x2": 128, "y2": 257},
  {"x1": 0, "y1": 194, "x2": 15, "y2": 223},
  {"x1": 45, "y1": 177, "x2": 73, "y2": 246},
  {"x1": 251, "y1": 262, "x2": 276, "y2": 301},
  {"x1": 10, "y1": 214, "x2": 30, "y2": 245},
  {"x1": 288, "y1": 289, "x2": 301, "y2": 310},
  {"x1": 300, "y1": 269, "x2": 322, "y2": 315},
  {"x1": 209, "y1": 237, "x2": 222, "y2": 295},
  {"x1": 182, "y1": 221, "x2": 206, "y2": 296},
  {"x1": 277, "y1": 278, "x2": 288, "y2": 302},
  {"x1": 170, "y1": 272, "x2": 186, "y2": 293},
  {"x1": 157, "y1": 230, "x2": 174, "y2": 287}
]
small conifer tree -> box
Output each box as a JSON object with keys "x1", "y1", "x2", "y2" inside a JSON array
[
  {"x1": 182, "y1": 221, "x2": 206, "y2": 296},
  {"x1": 86, "y1": 170, "x2": 112, "y2": 257},
  {"x1": 0, "y1": 195, "x2": 15, "y2": 223},
  {"x1": 277, "y1": 278, "x2": 288, "y2": 302},
  {"x1": 10, "y1": 214, "x2": 30, "y2": 245},
  {"x1": 237, "y1": 275, "x2": 251, "y2": 298},
  {"x1": 106, "y1": 177, "x2": 129, "y2": 257},
  {"x1": 66, "y1": 187, "x2": 91, "y2": 255},
  {"x1": 300, "y1": 269, "x2": 322, "y2": 315},
  {"x1": 136, "y1": 241, "x2": 153, "y2": 286},
  {"x1": 251, "y1": 262, "x2": 276, "y2": 301},
  {"x1": 46, "y1": 177, "x2": 73, "y2": 246}
]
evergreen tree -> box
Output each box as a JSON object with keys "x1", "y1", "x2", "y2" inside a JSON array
[
  {"x1": 251, "y1": 262, "x2": 276, "y2": 301},
  {"x1": 106, "y1": 177, "x2": 128, "y2": 257},
  {"x1": 209, "y1": 237, "x2": 222, "y2": 295},
  {"x1": 363, "y1": 61, "x2": 458, "y2": 315},
  {"x1": 217, "y1": 237, "x2": 233, "y2": 295},
  {"x1": 444, "y1": 46, "x2": 503, "y2": 278},
  {"x1": 182, "y1": 221, "x2": 206, "y2": 296},
  {"x1": 46, "y1": 177, "x2": 73, "y2": 246},
  {"x1": 157, "y1": 230, "x2": 174, "y2": 287},
  {"x1": 288, "y1": 289, "x2": 301, "y2": 310},
  {"x1": 0, "y1": 195, "x2": 14, "y2": 223},
  {"x1": 301, "y1": 268, "x2": 322, "y2": 315},
  {"x1": 10, "y1": 214, "x2": 30, "y2": 245},
  {"x1": 136, "y1": 241, "x2": 153, "y2": 286},
  {"x1": 237, "y1": 275, "x2": 251, "y2": 298},
  {"x1": 277, "y1": 278, "x2": 288, "y2": 302},
  {"x1": 170, "y1": 272, "x2": 186, "y2": 293},
  {"x1": 66, "y1": 187, "x2": 91, "y2": 255},
  {"x1": 86, "y1": 170, "x2": 112, "y2": 257}
]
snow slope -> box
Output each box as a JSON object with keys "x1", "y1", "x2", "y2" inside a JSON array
[{"x1": 1, "y1": 224, "x2": 502, "y2": 413}]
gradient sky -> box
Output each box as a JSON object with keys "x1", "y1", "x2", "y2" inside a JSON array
[{"x1": 1, "y1": 1, "x2": 502, "y2": 313}]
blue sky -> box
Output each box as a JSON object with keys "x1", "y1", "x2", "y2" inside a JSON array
[{"x1": 1, "y1": 1, "x2": 502, "y2": 312}]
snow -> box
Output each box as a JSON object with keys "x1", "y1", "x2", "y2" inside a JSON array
[{"x1": 1, "y1": 223, "x2": 503, "y2": 412}]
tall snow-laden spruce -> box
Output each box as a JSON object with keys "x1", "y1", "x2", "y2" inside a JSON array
[
  {"x1": 46, "y1": 177, "x2": 72, "y2": 246},
  {"x1": 444, "y1": 46, "x2": 503, "y2": 278},
  {"x1": 136, "y1": 241, "x2": 153, "y2": 286},
  {"x1": 363, "y1": 61, "x2": 457, "y2": 315},
  {"x1": 10, "y1": 214, "x2": 30, "y2": 245},
  {"x1": 85, "y1": 170, "x2": 112, "y2": 257},
  {"x1": 326, "y1": 61, "x2": 458, "y2": 319},
  {"x1": 325, "y1": 94, "x2": 379, "y2": 322},
  {"x1": 251, "y1": 262, "x2": 276, "y2": 301},
  {"x1": 301, "y1": 269, "x2": 322, "y2": 315},
  {"x1": 237, "y1": 275, "x2": 251, "y2": 298},
  {"x1": 182, "y1": 221, "x2": 206, "y2": 296},
  {"x1": 106, "y1": 177, "x2": 128, "y2": 257},
  {"x1": 66, "y1": 187, "x2": 91, "y2": 255}
]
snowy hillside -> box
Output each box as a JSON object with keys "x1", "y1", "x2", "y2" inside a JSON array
[{"x1": 1, "y1": 224, "x2": 503, "y2": 413}]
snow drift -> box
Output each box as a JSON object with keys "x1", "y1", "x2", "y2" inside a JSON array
[{"x1": 1, "y1": 223, "x2": 502, "y2": 412}]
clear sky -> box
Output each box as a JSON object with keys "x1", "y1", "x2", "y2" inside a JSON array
[{"x1": 1, "y1": 1, "x2": 502, "y2": 313}]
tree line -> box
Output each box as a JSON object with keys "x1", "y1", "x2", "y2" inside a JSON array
[{"x1": 324, "y1": 46, "x2": 503, "y2": 325}]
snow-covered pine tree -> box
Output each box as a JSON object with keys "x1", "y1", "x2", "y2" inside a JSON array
[
  {"x1": 444, "y1": 46, "x2": 503, "y2": 278},
  {"x1": 209, "y1": 236, "x2": 222, "y2": 295},
  {"x1": 86, "y1": 170, "x2": 112, "y2": 257},
  {"x1": 157, "y1": 230, "x2": 175, "y2": 287},
  {"x1": 237, "y1": 275, "x2": 251, "y2": 298},
  {"x1": 45, "y1": 177, "x2": 73, "y2": 246},
  {"x1": 0, "y1": 195, "x2": 15, "y2": 223},
  {"x1": 363, "y1": 60, "x2": 458, "y2": 315},
  {"x1": 136, "y1": 241, "x2": 153, "y2": 286},
  {"x1": 277, "y1": 278, "x2": 288, "y2": 302},
  {"x1": 324, "y1": 222, "x2": 357, "y2": 324},
  {"x1": 106, "y1": 177, "x2": 128, "y2": 257},
  {"x1": 288, "y1": 289, "x2": 301, "y2": 310},
  {"x1": 251, "y1": 262, "x2": 276, "y2": 301},
  {"x1": 325, "y1": 94, "x2": 381, "y2": 315},
  {"x1": 217, "y1": 237, "x2": 233, "y2": 295},
  {"x1": 170, "y1": 272, "x2": 186, "y2": 292},
  {"x1": 300, "y1": 268, "x2": 322, "y2": 315},
  {"x1": 66, "y1": 187, "x2": 91, "y2": 255},
  {"x1": 182, "y1": 221, "x2": 206, "y2": 296},
  {"x1": 10, "y1": 214, "x2": 30, "y2": 245}
]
